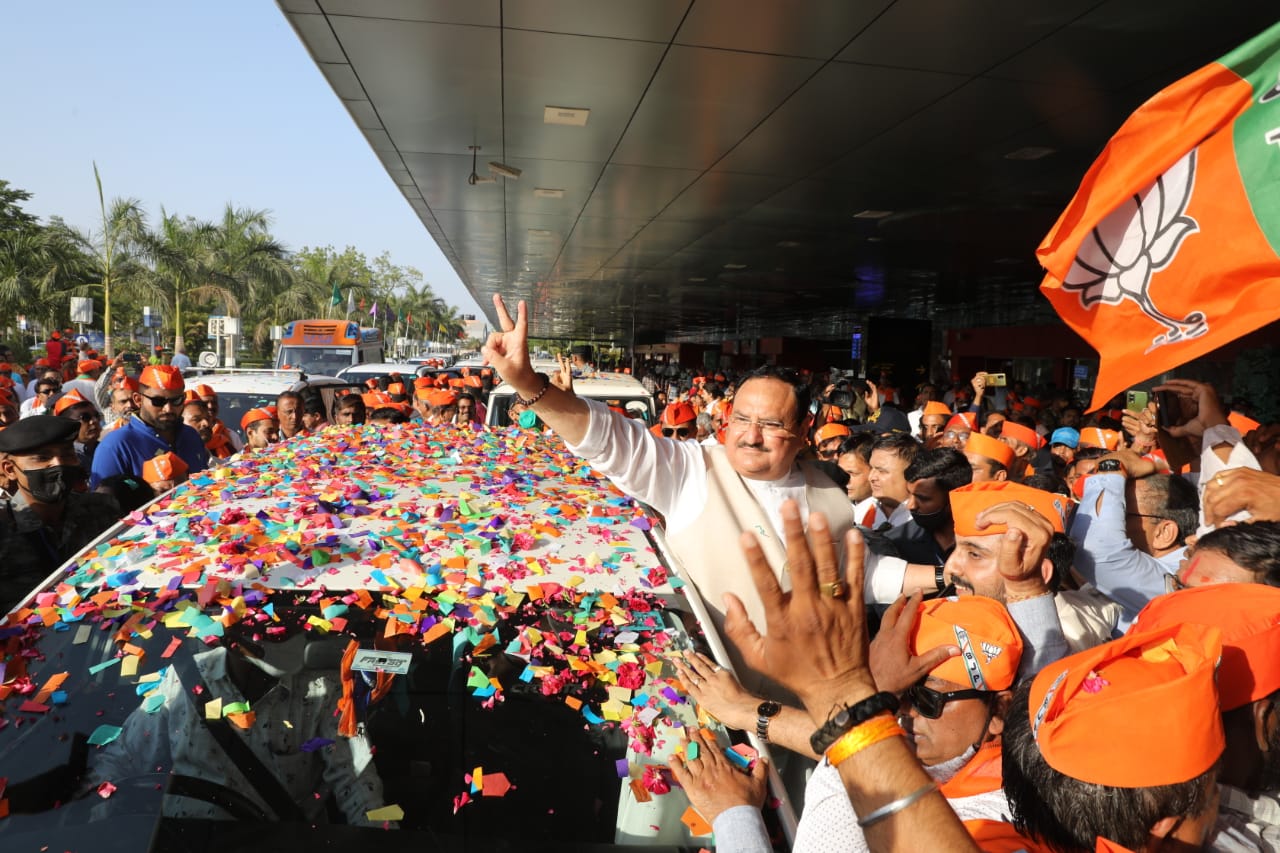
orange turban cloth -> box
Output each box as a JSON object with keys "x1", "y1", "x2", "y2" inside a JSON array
[
  {"x1": 1000, "y1": 421, "x2": 1044, "y2": 450},
  {"x1": 949, "y1": 481, "x2": 1067, "y2": 537},
  {"x1": 911, "y1": 596, "x2": 1022, "y2": 692},
  {"x1": 139, "y1": 365, "x2": 184, "y2": 392},
  {"x1": 964, "y1": 432, "x2": 1016, "y2": 470},
  {"x1": 1134, "y1": 584, "x2": 1280, "y2": 712},
  {"x1": 814, "y1": 422, "x2": 851, "y2": 444},
  {"x1": 1027, "y1": 623, "x2": 1223, "y2": 787},
  {"x1": 142, "y1": 451, "x2": 188, "y2": 485}
]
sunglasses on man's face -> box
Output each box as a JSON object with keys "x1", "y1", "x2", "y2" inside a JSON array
[
  {"x1": 904, "y1": 682, "x2": 993, "y2": 719},
  {"x1": 70, "y1": 411, "x2": 102, "y2": 424},
  {"x1": 140, "y1": 393, "x2": 185, "y2": 409},
  {"x1": 661, "y1": 426, "x2": 692, "y2": 438},
  {"x1": 38, "y1": 387, "x2": 60, "y2": 395}
]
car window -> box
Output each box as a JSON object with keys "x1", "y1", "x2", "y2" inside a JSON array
[
  {"x1": 0, "y1": 426, "x2": 763, "y2": 850},
  {"x1": 277, "y1": 346, "x2": 354, "y2": 376}
]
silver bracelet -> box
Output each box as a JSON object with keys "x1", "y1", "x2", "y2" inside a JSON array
[{"x1": 856, "y1": 781, "x2": 938, "y2": 828}]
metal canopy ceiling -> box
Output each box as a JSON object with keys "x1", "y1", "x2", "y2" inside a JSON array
[{"x1": 279, "y1": 1, "x2": 1278, "y2": 343}]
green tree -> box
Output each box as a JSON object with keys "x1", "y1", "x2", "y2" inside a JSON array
[
  {"x1": 0, "y1": 179, "x2": 40, "y2": 235},
  {"x1": 80, "y1": 164, "x2": 148, "y2": 356}
]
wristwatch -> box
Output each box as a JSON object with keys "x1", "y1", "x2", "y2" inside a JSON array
[
  {"x1": 756, "y1": 701, "x2": 782, "y2": 742},
  {"x1": 935, "y1": 564, "x2": 947, "y2": 592}
]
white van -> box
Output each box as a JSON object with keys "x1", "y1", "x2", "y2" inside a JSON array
[{"x1": 485, "y1": 372, "x2": 656, "y2": 427}]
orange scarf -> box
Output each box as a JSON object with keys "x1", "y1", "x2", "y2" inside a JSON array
[
  {"x1": 207, "y1": 422, "x2": 235, "y2": 459},
  {"x1": 940, "y1": 741, "x2": 1004, "y2": 800}
]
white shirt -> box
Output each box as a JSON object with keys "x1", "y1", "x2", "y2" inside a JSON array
[
  {"x1": 566, "y1": 399, "x2": 907, "y2": 603},
  {"x1": 63, "y1": 377, "x2": 99, "y2": 402},
  {"x1": 1211, "y1": 784, "x2": 1280, "y2": 851},
  {"x1": 19, "y1": 394, "x2": 55, "y2": 419}
]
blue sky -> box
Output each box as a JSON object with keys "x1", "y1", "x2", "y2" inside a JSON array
[{"x1": 0, "y1": 1, "x2": 483, "y2": 320}]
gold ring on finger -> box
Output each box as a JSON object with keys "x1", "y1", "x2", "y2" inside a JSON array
[{"x1": 819, "y1": 581, "x2": 846, "y2": 599}]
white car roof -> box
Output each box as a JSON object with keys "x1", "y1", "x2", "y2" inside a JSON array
[
  {"x1": 186, "y1": 370, "x2": 348, "y2": 396},
  {"x1": 492, "y1": 373, "x2": 651, "y2": 398},
  {"x1": 334, "y1": 363, "x2": 424, "y2": 379}
]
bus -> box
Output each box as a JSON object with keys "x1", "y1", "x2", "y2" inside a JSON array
[{"x1": 274, "y1": 319, "x2": 383, "y2": 376}]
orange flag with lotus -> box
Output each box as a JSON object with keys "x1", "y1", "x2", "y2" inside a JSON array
[{"x1": 1038, "y1": 20, "x2": 1280, "y2": 412}]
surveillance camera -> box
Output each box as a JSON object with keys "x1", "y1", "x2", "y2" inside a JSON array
[{"x1": 488, "y1": 161, "x2": 522, "y2": 180}]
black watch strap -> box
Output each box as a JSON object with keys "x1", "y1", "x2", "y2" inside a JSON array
[
  {"x1": 755, "y1": 701, "x2": 782, "y2": 742},
  {"x1": 935, "y1": 563, "x2": 946, "y2": 591},
  {"x1": 809, "y1": 691, "x2": 899, "y2": 755}
]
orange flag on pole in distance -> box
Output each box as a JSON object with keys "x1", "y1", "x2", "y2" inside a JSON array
[{"x1": 1038, "y1": 20, "x2": 1280, "y2": 412}]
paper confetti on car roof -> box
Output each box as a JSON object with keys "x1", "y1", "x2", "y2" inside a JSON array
[{"x1": 2, "y1": 424, "x2": 701, "y2": 787}]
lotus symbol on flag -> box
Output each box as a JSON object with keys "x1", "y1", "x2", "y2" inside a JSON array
[{"x1": 1061, "y1": 149, "x2": 1208, "y2": 353}]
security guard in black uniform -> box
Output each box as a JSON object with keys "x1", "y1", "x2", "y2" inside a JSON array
[{"x1": 0, "y1": 415, "x2": 121, "y2": 612}]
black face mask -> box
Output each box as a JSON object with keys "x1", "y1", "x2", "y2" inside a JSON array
[
  {"x1": 22, "y1": 465, "x2": 84, "y2": 504},
  {"x1": 910, "y1": 506, "x2": 952, "y2": 532}
]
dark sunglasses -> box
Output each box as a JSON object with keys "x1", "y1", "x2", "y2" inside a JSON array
[
  {"x1": 904, "y1": 682, "x2": 993, "y2": 719},
  {"x1": 140, "y1": 393, "x2": 186, "y2": 409},
  {"x1": 69, "y1": 411, "x2": 102, "y2": 423},
  {"x1": 38, "y1": 387, "x2": 61, "y2": 395},
  {"x1": 661, "y1": 427, "x2": 692, "y2": 438}
]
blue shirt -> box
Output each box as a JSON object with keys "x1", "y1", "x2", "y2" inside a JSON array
[
  {"x1": 90, "y1": 415, "x2": 209, "y2": 489},
  {"x1": 1069, "y1": 473, "x2": 1185, "y2": 633}
]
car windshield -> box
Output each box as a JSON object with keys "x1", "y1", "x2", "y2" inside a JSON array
[
  {"x1": 0, "y1": 425, "x2": 758, "y2": 851},
  {"x1": 276, "y1": 346, "x2": 354, "y2": 376},
  {"x1": 214, "y1": 390, "x2": 284, "y2": 440}
]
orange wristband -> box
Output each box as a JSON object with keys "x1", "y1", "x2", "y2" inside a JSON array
[{"x1": 825, "y1": 713, "x2": 904, "y2": 767}]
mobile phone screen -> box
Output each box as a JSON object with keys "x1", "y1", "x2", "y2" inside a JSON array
[{"x1": 1155, "y1": 390, "x2": 1180, "y2": 428}]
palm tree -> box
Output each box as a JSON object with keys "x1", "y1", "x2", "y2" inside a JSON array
[
  {"x1": 0, "y1": 222, "x2": 94, "y2": 338},
  {"x1": 130, "y1": 212, "x2": 230, "y2": 353},
  {"x1": 90, "y1": 164, "x2": 147, "y2": 357}
]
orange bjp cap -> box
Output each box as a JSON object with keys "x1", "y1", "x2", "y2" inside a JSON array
[
  {"x1": 922, "y1": 401, "x2": 952, "y2": 418},
  {"x1": 1134, "y1": 584, "x2": 1280, "y2": 712},
  {"x1": 53, "y1": 389, "x2": 92, "y2": 417},
  {"x1": 946, "y1": 412, "x2": 977, "y2": 432},
  {"x1": 426, "y1": 389, "x2": 458, "y2": 408},
  {"x1": 240, "y1": 407, "x2": 276, "y2": 431},
  {"x1": 76, "y1": 359, "x2": 102, "y2": 375},
  {"x1": 194, "y1": 384, "x2": 216, "y2": 398},
  {"x1": 1078, "y1": 427, "x2": 1122, "y2": 451},
  {"x1": 661, "y1": 401, "x2": 696, "y2": 426},
  {"x1": 1000, "y1": 421, "x2": 1044, "y2": 450},
  {"x1": 964, "y1": 432, "x2": 1016, "y2": 470},
  {"x1": 949, "y1": 481, "x2": 1067, "y2": 537},
  {"x1": 910, "y1": 596, "x2": 1022, "y2": 692},
  {"x1": 1027, "y1": 623, "x2": 1223, "y2": 787},
  {"x1": 142, "y1": 451, "x2": 188, "y2": 485},
  {"x1": 139, "y1": 365, "x2": 184, "y2": 392},
  {"x1": 413, "y1": 376, "x2": 434, "y2": 390},
  {"x1": 814, "y1": 422, "x2": 851, "y2": 445}
]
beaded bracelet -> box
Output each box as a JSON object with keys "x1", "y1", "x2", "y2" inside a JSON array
[
  {"x1": 825, "y1": 714, "x2": 904, "y2": 767},
  {"x1": 515, "y1": 374, "x2": 551, "y2": 407}
]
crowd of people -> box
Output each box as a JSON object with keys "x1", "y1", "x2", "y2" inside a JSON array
[
  {"x1": 481, "y1": 294, "x2": 1280, "y2": 852},
  {"x1": 1, "y1": 304, "x2": 1278, "y2": 851}
]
